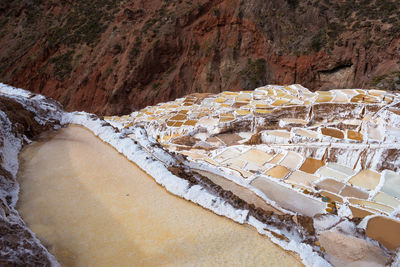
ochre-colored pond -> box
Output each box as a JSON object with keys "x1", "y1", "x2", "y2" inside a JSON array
[{"x1": 16, "y1": 125, "x2": 302, "y2": 266}]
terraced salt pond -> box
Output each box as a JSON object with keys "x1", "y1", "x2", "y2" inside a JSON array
[{"x1": 16, "y1": 125, "x2": 302, "y2": 266}]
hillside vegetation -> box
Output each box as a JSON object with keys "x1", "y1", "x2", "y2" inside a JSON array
[{"x1": 0, "y1": 0, "x2": 399, "y2": 114}]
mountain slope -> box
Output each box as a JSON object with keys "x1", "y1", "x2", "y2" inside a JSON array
[{"x1": 0, "y1": 0, "x2": 399, "y2": 114}]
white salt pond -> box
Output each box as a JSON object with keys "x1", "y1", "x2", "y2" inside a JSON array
[{"x1": 16, "y1": 125, "x2": 302, "y2": 267}]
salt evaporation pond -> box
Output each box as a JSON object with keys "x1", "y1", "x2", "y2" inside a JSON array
[{"x1": 16, "y1": 125, "x2": 302, "y2": 266}]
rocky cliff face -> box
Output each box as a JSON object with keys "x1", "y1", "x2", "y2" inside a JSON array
[{"x1": 0, "y1": 0, "x2": 400, "y2": 115}]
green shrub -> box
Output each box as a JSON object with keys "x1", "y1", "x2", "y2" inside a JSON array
[
  {"x1": 113, "y1": 44, "x2": 122, "y2": 54},
  {"x1": 211, "y1": 8, "x2": 220, "y2": 17},
  {"x1": 130, "y1": 38, "x2": 142, "y2": 60},
  {"x1": 240, "y1": 58, "x2": 266, "y2": 87},
  {"x1": 310, "y1": 31, "x2": 326, "y2": 52},
  {"x1": 46, "y1": 0, "x2": 120, "y2": 47},
  {"x1": 152, "y1": 82, "x2": 161, "y2": 90},
  {"x1": 50, "y1": 51, "x2": 73, "y2": 79},
  {"x1": 286, "y1": 0, "x2": 299, "y2": 9}
]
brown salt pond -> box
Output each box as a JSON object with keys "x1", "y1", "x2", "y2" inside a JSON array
[
  {"x1": 299, "y1": 158, "x2": 325, "y2": 174},
  {"x1": 366, "y1": 216, "x2": 400, "y2": 250},
  {"x1": 321, "y1": 128, "x2": 344, "y2": 139},
  {"x1": 347, "y1": 130, "x2": 363, "y2": 141},
  {"x1": 16, "y1": 125, "x2": 302, "y2": 267}
]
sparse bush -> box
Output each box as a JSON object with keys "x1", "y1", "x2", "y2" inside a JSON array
[
  {"x1": 124, "y1": 8, "x2": 135, "y2": 20},
  {"x1": 152, "y1": 82, "x2": 161, "y2": 90},
  {"x1": 130, "y1": 38, "x2": 142, "y2": 60},
  {"x1": 211, "y1": 8, "x2": 220, "y2": 17},
  {"x1": 105, "y1": 66, "x2": 113, "y2": 77},
  {"x1": 286, "y1": 0, "x2": 299, "y2": 9},
  {"x1": 46, "y1": 0, "x2": 120, "y2": 47},
  {"x1": 310, "y1": 32, "x2": 326, "y2": 52},
  {"x1": 207, "y1": 72, "x2": 214, "y2": 83},
  {"x1": 192, "y1": 42, "x2": 200, "y2": 52},
  {"x1": 113, "y1": 44, "x2": 122, "y2": 54},
  {"x1": 240, "y1": 58, "x2": 266, "y2": 88},
  {"x1": 142, "y1": 18, "x2": 158, "y2": 33},
  {"x1": 370, "y1": 74, "x2": 387, "y2": 85},
  {"x1": 50, "y1": 51, "x2": 73, "y2": 79}
]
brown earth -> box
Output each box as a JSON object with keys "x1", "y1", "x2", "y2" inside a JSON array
[{"x1": 0, "y1": 0, "x2": 400, "y2": 115}]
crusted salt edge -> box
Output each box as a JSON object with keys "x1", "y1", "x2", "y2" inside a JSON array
[
  {"x1": 64, "y1": 112, "x2": 331, "y2": 267},
  {"x1": 369, "y1": 169, "x2": 387, "y2": 200},
  {"x1": 0, "y1": 83, "x2": 31, "y2": 98},
  {"x1": 393, "y1": 248, "x2": 400, "y2": 267},
  {"x1": 0, "y1": 83, "x2": 63, "y2": 126},
  {"x1": 0, "y1": 83, "x2": 57, "y2": 144},
  {"x1": 0, "y1": 110, "x2": 22, "y2": 178},
  {"x1": 337, "y1": 204, "x2": 353, "y2": 218},
  {"x1": 0, "y1": 84, "x2": 63, "y2": 205},
  {"x1": 0, "y1": 84, "x2": 63, "y2": 266},
  {"x1": 313, "y1": 214, "x2": 342, "y2": 232},
  {"x1": 0, "y1": 109, "x2": 22, "y2": 216},
  {"x1": 247, "y1": 216, "x2": 332, "y2": 267}
]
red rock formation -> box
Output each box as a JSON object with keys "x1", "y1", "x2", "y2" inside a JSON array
[{"x1": 0, "y1": 0, "x2": 399, "y2": 115}]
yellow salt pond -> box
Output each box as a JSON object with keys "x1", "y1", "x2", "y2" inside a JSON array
[
  {"x1": 235, "y1": 109, "x2": 252, "y2": 116},
  {"x1": 269, "y1": 153, "x2": 284, "y2": 164},
  {"x1": 348, "y1": 169, "x2": 381, "y2": 191},
  {"x1": 183, "y1": 120, "x2": 197, "y2": 126},
  {"x1": 265, "y1": 165, "x2": 289, "y2": 179},
  {"x1": 348, "y1": 198, "x2": 394, "y2": 214},
  {"x1": 219, "y1": 117, "x2": 235, "y2": 122},
  {"x1": 272, "y1": 99, "x2": 289, "y2": 106},
  {"x1": 347, "y1": 130, "x2": 363, "y2": 141},
  {"x1": 255, "y1": 109, "x2": 273, "y2": 114},
  {"x1": 316, "y1": 94, "x2": 333, "y2": 103},
  {"x1": 16, "y1": 125, "x2": 302, "y2": 267},
  {"x1": 238, "y1": 149, "x2": 273, "y2": 165}
]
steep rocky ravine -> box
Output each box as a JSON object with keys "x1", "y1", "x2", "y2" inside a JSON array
[{"x1": 0, "y1": 0, "x2": 400, "y2": 115}]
